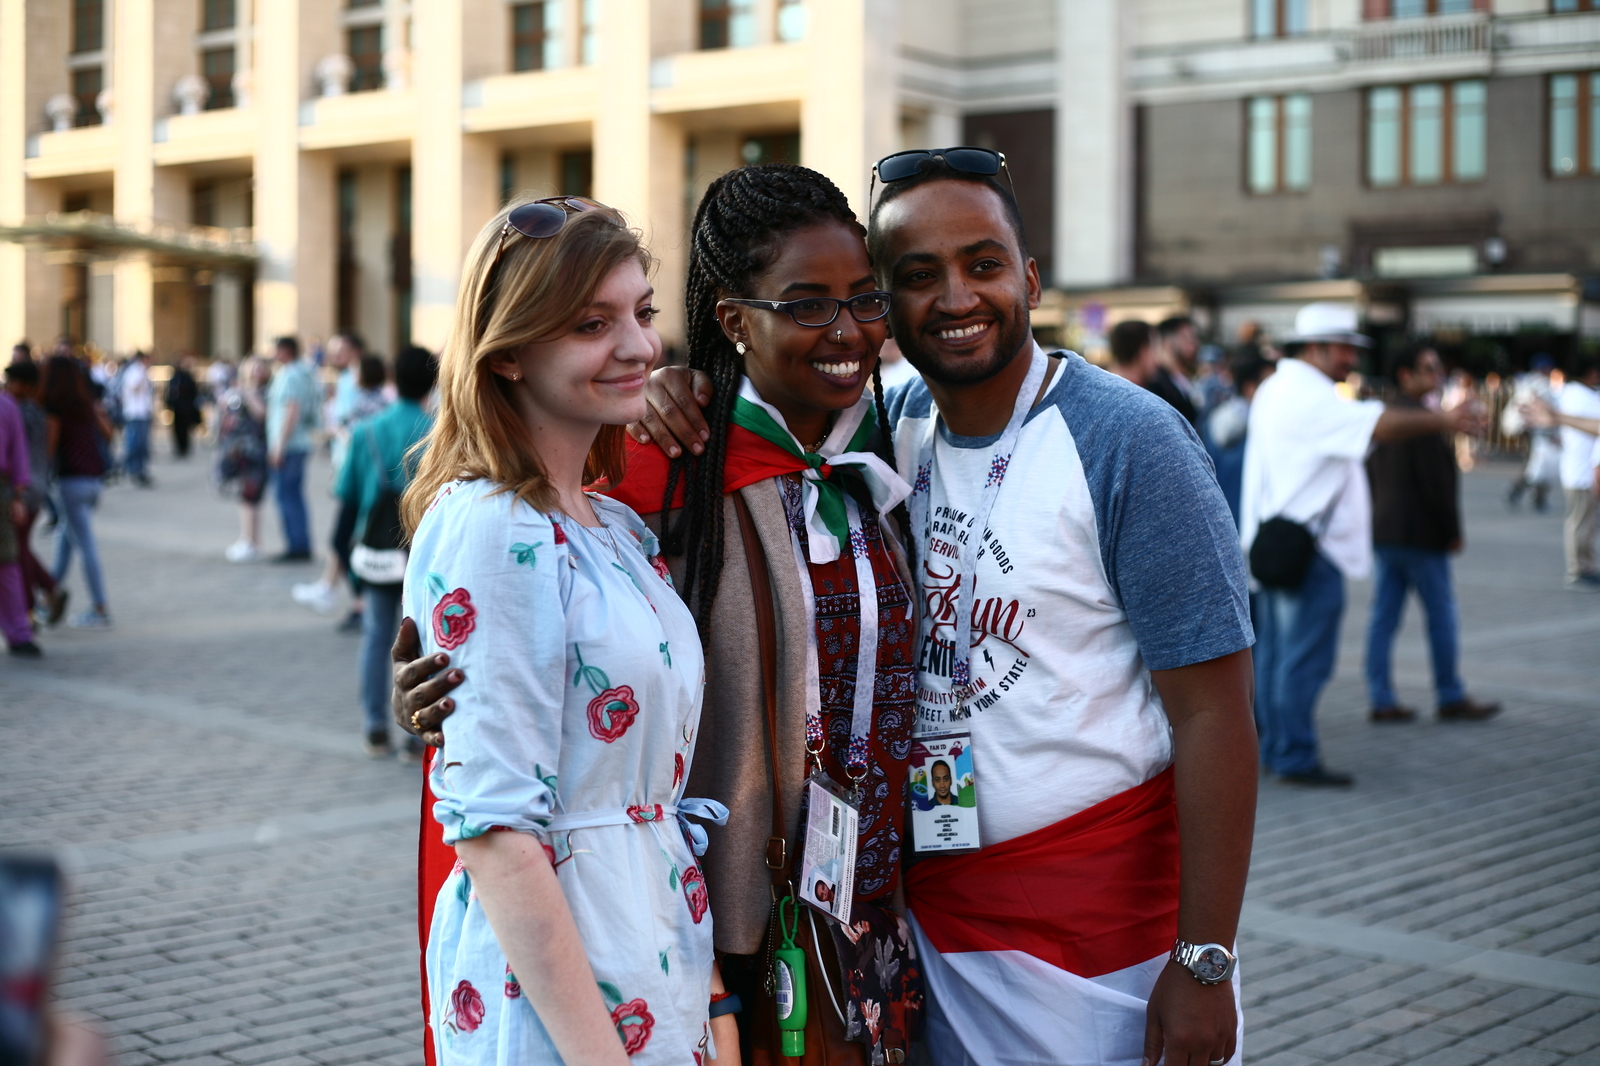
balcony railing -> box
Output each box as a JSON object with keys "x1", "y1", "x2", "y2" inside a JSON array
[{"x1": 1348, "y1": 12, "x2": 1491, "y2": 63}]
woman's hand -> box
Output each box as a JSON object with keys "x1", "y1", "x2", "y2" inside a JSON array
[
  {"x1": 708, "y1": 960, "x2": 742, "y2": 1064},
  {"x1": 626, "y1": 367, "x2": 715, "y2": 458},
  {"x1": 390, "y1": 617, "x2": 464, "y2": 747}
]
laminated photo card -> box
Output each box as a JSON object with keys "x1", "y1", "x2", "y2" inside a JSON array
[{"x1": 909, "y1": 732, "x2": 980, "y2": 852}]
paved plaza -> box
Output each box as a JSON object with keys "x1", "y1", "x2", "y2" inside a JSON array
[{"x1": 2, "y1": 438, "x2": 1597, "y2": 1066}]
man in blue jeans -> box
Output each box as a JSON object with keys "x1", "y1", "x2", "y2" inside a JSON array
[
  {"x1": 1365, "y1": 345, "x2": 1500, "y2": 723},
  {"x1": 266, "y1": 336, "x2": 319, "y2": 562},
  {"x1": 1242, "y1": 305, "x2": 1483, "y2": 786}
]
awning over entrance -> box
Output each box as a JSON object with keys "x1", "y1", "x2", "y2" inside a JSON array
[{"x1": 0, "y1": 212, "x2": 257, "y2": 270}]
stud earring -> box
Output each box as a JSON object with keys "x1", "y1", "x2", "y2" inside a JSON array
[
  {"x1": 735, "y1": 342, "x2": 747, "y2": 356},
  {"x1": 511, "y1": 372, "x2": 521, "y2": 381}
]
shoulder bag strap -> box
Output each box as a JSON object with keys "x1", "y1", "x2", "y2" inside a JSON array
[{"x1": 733, "y1": 489, "x2": 790, "y2": 891}]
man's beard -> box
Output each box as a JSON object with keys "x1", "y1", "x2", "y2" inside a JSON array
[{"x1": 896, "y1": 302, "x2": 1033, "y2": 387}]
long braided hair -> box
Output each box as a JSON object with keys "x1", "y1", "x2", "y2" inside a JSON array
[{"x1": 663, "y1": 163, "x2": 909, "y2": 632}]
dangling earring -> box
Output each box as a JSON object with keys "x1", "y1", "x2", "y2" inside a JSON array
[{"x1": 735, "y1": 342, "x2": 747, "y2": 356}]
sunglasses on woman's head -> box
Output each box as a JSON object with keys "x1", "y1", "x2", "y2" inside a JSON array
[
  {"x1": 488, "y1": 196, "x2": 605, "y2": 272},
  {"x1": 868, "y1": 147, "x2": 1014, "y2": 209}
]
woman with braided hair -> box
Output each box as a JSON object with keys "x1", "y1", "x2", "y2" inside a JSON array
[
  {"x1": 401, "y1": 165, "x2": 924, "y2": 1062},
  {"x1": 608, "y1": 163, "x2": 924, "y2": 1064}
]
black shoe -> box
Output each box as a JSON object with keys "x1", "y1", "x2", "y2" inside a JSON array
[
  {"x1": 1438, "y1": 698, "x2": 1501, "y2": 721},
  {"x1": 337, "y1": 609, "x2": 363, "y2": 633},
  {"x1": 1279, "y1": 766, "x2": 1354, "y2": 787},
  {"x1": 7, "y1": 641, "x2": 43, "y2": 658},
  {"x1": 364, "y1": 730, "x2": 392, "y2": 757},
  {"x1": 1370, "y1": 705, "x2": 1418, "y2": 723},
  {"x1": 45, "y1": 587, "x2": 69, "y2": 626},
  {"x1": 271, "y1": 551, "x2": 314, "y2": 564}
]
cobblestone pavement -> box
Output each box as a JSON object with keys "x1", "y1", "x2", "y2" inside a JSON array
[{"x1": 2, "y1": 442, "x2": 1597, "y2": 1065}]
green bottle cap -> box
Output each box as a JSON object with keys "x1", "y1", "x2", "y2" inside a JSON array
[{"x1": 782, "y1": 1029, "x2": 805, "y2": 1058}]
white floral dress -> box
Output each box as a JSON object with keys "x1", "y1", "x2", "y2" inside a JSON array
[{"x1": 407, "y1": 481, "x2": 717, "y2": 1065}]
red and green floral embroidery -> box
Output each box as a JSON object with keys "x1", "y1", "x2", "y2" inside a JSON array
[
  {"x1": 426, "y1": 573, "x2": 477, "y2": 650},
  {"x1": 649, "y1": 554, "x2": 673, "y2": 585},
  {"x1": 598, "y1": 982, "x2": 654, "y2": 1056},
  {"x1": 673, "y1": 753, "x2": 685, "y2": 789},
  {"x1": 552, "y1": 521, "x2": 568, "y2": 544},
  {"x1": 444, "y1": 980, "x2": 485, "y2": 1038},
  {"x1": 504, "y1": 965, "x2": 521, "y2": 999},
  {"x1": 682, "y1": 864, "x2": 709, "y2": 924},
  {"x1": 627, "y1": 804, "x2": 666, "y2": 823},
  {"x1": 573, "y1": 645, "x2": 640, "y2": 742},
  {"x1": 509, "y1": 541, "x2": 544, "y2": 567}
]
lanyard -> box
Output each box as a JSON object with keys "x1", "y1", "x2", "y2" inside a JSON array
[
  {"x1": 908, "y1": 346, "x2": 1048, "y2": 713},
  {"x1": 786, "y1": 489, "x2": 878, "y2": 784}
]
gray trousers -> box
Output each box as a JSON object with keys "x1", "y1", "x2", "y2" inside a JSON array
[{"x1": 1566, "y1": 488, "x2": 1599, "y2": 581}]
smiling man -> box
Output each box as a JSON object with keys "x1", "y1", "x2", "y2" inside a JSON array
[{"x1": 863, "y1": 153, "x2": 1257, "y2": 1066}]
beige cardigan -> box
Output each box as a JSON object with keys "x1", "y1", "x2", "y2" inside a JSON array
[{"x1": 652, "y1": 477, "x2": 914, "y2": 955}]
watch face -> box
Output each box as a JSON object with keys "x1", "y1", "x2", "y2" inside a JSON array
[{"x1": 1194, "y1": 947, "x2": 1232, "y2": 983}]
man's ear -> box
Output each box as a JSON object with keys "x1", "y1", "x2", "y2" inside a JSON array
[{"x1": 1024, "y1": 258, "x2": 1043, "y2": 312}]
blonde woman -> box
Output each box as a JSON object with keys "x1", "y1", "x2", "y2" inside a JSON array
[{"x1": 402, "y1": 197, "x2": 733, "y2": 1065}]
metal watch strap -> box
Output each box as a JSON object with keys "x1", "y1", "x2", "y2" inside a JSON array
[{"x1": 1171, "y1": 939, "x2": 1237, "y2": 985}]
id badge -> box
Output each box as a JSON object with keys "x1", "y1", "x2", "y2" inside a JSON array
[
  {"x1": 796, "y1": 775, "x2": 858, "y2": 923},
  {"x1": 909, "y1": 732, "x2": 980, "y2": 853}
]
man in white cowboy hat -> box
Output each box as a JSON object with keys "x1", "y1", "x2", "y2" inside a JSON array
[{"x1": 1240, "y1": 303, "x2": 1482, "y2": 787}]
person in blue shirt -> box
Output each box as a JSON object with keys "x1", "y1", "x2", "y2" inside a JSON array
[{"x1": 338, "y1": 344, "x2": 437, "y2": 757}]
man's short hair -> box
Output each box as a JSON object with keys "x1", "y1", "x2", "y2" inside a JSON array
[
  {"x1": 1108, "y1": 320, "x2": 1153, "y2": 367},
  {"x1": 274, "y1": 335, "x2": 299, "y2": 357},
  {"x1": 1387, "y1": 343, "x2": 1436, "y2": 384},
  {"x1": 866, "y1": 155, "x2": 1028, "y2": 265},
  {"x1": 358, "y1": 354, "x2": 387, "y2": 391},
  {"x1": 1229, "y1": 351, "x2": 1273, "y2": 391},
  {"x1": 4, "y1": 360, "x2": 39, "y2": 386},
  {"x1": 1157, "y1": 315, "x2": 1194, "y2": 340},
  {"x1": 337, "y1": 332, "x2": 366, "y2": 354},
  {"x1": 394, "y1": 345, "x2": 438, "y2": 401}
]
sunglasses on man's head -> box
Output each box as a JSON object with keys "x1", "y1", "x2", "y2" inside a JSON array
[{"x1": 869, "y1": 147, "x2": 1015, "y2": 209}]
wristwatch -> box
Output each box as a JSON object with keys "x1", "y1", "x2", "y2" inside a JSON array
[{"x1": 1171, "y1": 939, "x2": 1237, "y2": 985}]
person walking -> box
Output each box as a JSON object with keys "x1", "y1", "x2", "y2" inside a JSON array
[
  {"x1": 1106, "y1": 319, "x2": 1158, "y2": 386},
  {"x1": 265, "y1": 336, "x2": 319, "y2": 562},
  {"x1": 0, "y1": 371, "x2": 40, "y2": 655},
  {"x1": 1241, "y1": 305, "x2": 1483, "y2": 788},
  {"x1": 1504, "y1": 354, "x2": 1562, "y2": 512},
  {"x1": 1145, "y1": 315, "x2": 1204, "y2": 430},
  {"x1": 1205, "y1": 351, "x2": 1275, "y2": 527},
  {"x1": 340, "y1": 346, "x2": 434, "y2": 757},
  {"x1": 40, "y1": 356, "x2": 112, "y2": 628},
  {"x1": 4, "y1": 362, "x2": 66, "y2": 624},
  {"x1": 165, "y1": 356, "x2": 202, "y2": 459},
  {"x1": 217, "y1": 356, "x2": 272, "y2": 562},
  {"x1": 1364, "y1": 345, "x2": 1500, "y2": 723},
  {"x1": 119, "y1": 350, "x2": 154, "y2": 487},
  {"x1": 1556, "y1": 356, "x2": 1600, "y2": 590}
]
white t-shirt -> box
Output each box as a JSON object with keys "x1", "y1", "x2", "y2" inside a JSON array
[
  {"x1": 120, "y1": 360, "x2": 153, "y2": 420},
  {"x1": 888, "y1": 348, "x2": 1253, "y2": 846},
  {"x1": 1239, "y1": 357, "x2": 1385, "y2": 580},
  {"x1": 1557, "y1": 381, "x2": 1600, "y2": 491}
]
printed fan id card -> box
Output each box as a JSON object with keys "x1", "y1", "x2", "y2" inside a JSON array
[
  {"x1": 796, "y1": 776, "x2": 858, "y2": 923},
  {"x1": 909, "y1": 732, "x2": 980, "y2": 853}
]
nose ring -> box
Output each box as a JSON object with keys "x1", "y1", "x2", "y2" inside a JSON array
[{"x1": 834, "y1": 329, "x2": 844, "y2": 342}]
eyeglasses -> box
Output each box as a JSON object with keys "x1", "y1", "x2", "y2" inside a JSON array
[
  {"x1": 868, "y1": 147, "x2": 1015, "y2": 209},
  {"x1": 720, "y1": 291, "x2": 892, "y2": 328},
  {"x1": 488, "y1": 196, "x2": 604, "y2": 272}
]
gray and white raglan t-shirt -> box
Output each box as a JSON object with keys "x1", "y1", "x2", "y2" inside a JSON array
[{"x1": 886, "y1": 346, "x2": 1253, "y2": 847}]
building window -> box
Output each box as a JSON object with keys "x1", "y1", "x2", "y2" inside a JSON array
[
  {"x1": 776, "y1": 0, "x2": 806, "y2": 42},
  {"x1": 1247, "y1": 94, "x2": 1312, "y2": 193},
  {"x1": 72, "y1": 67, "x2": 103, "y2": 127},
  {"x1": 202, "y1": 0, "x2": 236, "y2": 32},
  {"x1": 72, "y1": 0, "x2": 104, "y2": 53},
  {"x1": 1366, "y1": 80, "x2": 1486, "y2": 186},
  {"x1": 202, "y1": 47, "x2": 236, "y2": 109},
  {"x1": 700, "y1": 0, "x2": 755, "y2": 49},
  {"x1": 1550, "y1": 73, "x2": 1600, "y2": 176},
  {"x1": 581, "y1": 0, "x2": 597, "y2": 64},
  {"x1": 561, "y1": 150, "x2": 593, "y2": 197},
  {"x1": 348, "y1": 26, "x2": 384, "y2": 92},
  {"x1": 1252, "y1": 0, "x2": 1307, "y2": 38},
  {"x1": 1367, "y1": 0, "x2": 1479, "y2": 15},
  {"x1": 512, "y1": 2, "x2": 561, "y2": 72},
  {"x1": 1552, "y1": 0, "x2": 1600, "y2": 12}
]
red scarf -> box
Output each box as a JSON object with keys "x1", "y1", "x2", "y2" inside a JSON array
[{"x1": 608, "y1": 428, "x2": 832, "y2": 516}]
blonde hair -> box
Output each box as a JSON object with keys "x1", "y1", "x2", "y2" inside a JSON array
[{"x1": 401, "y1": 199, "x2": 651, "y2": 534}]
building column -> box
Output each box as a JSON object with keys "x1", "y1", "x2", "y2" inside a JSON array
[
  {"x1": 353, "y1": 165, "x2": 396, "y2": 356},
  {"x1": 110, "y1": 0, "x2": 160, "y2": 355},
  {"x1": 1053, "y1": 0, "x2": 1131, "y2": 288},
  {"x1": 410, "y1": 0, "x2": 496, "y2": 352},
  {"x1": 0, "y1": 0, "x2": 45, "y2": 348},
  {"x1": 254, "y1": 0, "x2": 336, "y2": 351},
  {"x1": 801, "y1": 0, "x2": 897, "y2": 217}
]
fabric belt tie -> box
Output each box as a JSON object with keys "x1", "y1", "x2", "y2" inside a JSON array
[{"x1": 544, "y1": 798, "x2": 730, "y2": 857}]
